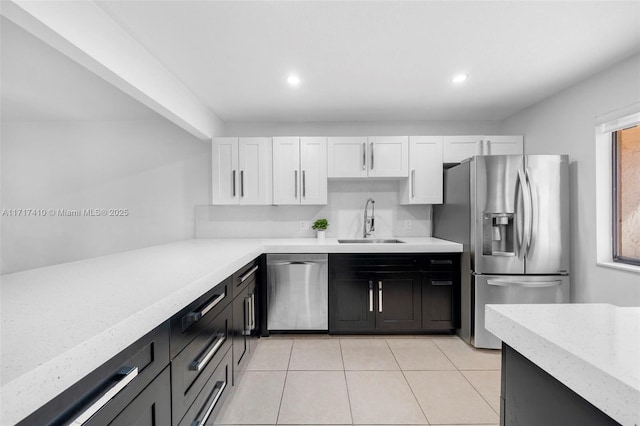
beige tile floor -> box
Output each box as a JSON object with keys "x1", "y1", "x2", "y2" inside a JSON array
[{"x1": 215, "y1": 335, "x2": 501, "y2": 426}]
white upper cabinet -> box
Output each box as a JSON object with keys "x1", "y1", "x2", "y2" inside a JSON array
[
  {"x1": 368, "y1": 136, "x2": 409, "y2": 177},
  {"x1": 443, "y1": 135, "x2": 523, "y2": 163},
  {"x1": 328, "y1": 136, "x2": 408, "y2": 178},
  {"x1": 300, "y1": 137, "x2": 328, "y2": 204},
  {"x1": 328, "y1": 136, "x2": 368, "y2": 177},
  {"x1": 273, "y1": 137, "x2": 327, "y2": 205},
  {"x1": 483, "y1": 135, "x2": 524, "y2": 156},
  {"x1": 400, "y1": 136, "x2": 443, "y2": 205},
  {"x1": 211, "y1": 137, "x2": 272, "y2": 205}
]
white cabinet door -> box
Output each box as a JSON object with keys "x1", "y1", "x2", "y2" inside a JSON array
[
  {"x1": 368, "y1": 136, "x2": 409, "y2": 177},
  {"x1": 238, "y1": 137, "x2": 272, "y2": 205},
  {"x1": 300, "y1": 137, "x2": 328, "y2": 205},
  {"x1": 483, "y1": 135, "x2": 523, "y2": 156},
  {"x1": 443, "y1": 135, "x2": 482, "y2": 163},
  {"x1": 328, "y1": 137, "x2": 368, "y2": 178},
  {"x1": 400, "y1": 136, "x2": 443, "y2": 204},
  {"x1": 272, "y1": 137, "x2": 300, "y2": 205},
  {"x1": 211, "y1": 137, "x2": 239, "y2": 205}
]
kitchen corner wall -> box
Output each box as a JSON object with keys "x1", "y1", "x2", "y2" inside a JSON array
[
  {"x1": 1, "y1": 119, "x2": 210, "y2": 274},
  {"x1": 500, "y1": 53, "x2": 640, "y2": 306},
  {"x1": 196, "y1": 180, "x2": 432, "y2": 239}
]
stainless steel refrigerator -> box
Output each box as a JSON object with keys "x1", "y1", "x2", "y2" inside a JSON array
[{"x1": 433, "y1": 155, "x2": 570, "y2": 349}]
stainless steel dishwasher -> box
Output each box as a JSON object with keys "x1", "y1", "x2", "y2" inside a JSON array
[{"x1": 266, "y1": 254, "x2": 328, "y2": 331}]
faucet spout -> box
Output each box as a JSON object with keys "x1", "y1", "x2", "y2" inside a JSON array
[{"x1": 363, "y1": 198, "x2": 376, "y2": 238}]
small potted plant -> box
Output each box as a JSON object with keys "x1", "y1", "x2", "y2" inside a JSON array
[{"x1": 312, "y1": 218, "x2": 329, "y2": 239}]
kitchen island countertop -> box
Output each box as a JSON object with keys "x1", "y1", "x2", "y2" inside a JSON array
[
  {"x1": 0, "y1": 237, "x2": 461, "y2": 424},
  {"x1": 486, "y1": 303, "x2": 640, "y2": 426}
]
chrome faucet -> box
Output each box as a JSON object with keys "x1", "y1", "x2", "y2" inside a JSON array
[{"x1": 363, "y1": 198, "x2": 375, "y2": 238}]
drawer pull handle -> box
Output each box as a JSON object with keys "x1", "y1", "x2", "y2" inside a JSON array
[
  {"x1": 432, "y1": 280, "x2": 453, "y2": 286},
  {"x1": 487, "y1": 279, "x2": 562, "y2": 288},
  {"x1": 238, "y1": 265, "x2": 259, "y2": 283},
  {"x1": 192, "y1": 380, "x2": 227, "y2": 426},
  {"x1": 68, "y1": 366, "x2": 138, "y2": 425},
  {"x1": 430, "y1": 259, "x2": 453, "y2": 265},
  {"x1": 187, "y1": 291, "x2": 226, "y2": 325},
  {"x1": 190, "y1": 334, "x2": 226, "y2": 372}
]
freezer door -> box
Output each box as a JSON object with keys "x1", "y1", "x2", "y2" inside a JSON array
[
  {"x1": 473, "y1": 155, "x2": 526, "y2": 274},
  {"x1": 524, "y1": 155, "x2": 570, "y2": 274},
  {"x1": 473, "y1": 274, "x2": 570, "y2": 349}
]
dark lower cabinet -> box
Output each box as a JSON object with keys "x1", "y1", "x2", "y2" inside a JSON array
[
  {"x1": 501, "y1": 344, "x2": 619, "y2": 426},
  {"x1": 109, "y1": 367, "x2": 171, "y2": 426},
  {"x1": 422, "y1": 272, "x2": 459, "y2": 330},
  {"x1": 329, "y1": 253, "x2": 459, "y2": 334},
  {"x1": 232, "y1": 273, "x2": 257, "y2": 384}
]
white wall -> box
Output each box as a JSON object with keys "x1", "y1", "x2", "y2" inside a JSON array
[
  {"x1": 196, "y1": 180, "x2": 431, "y2": 239},
  {"x1": 500, "y1": 53, "x2": 640, "y2": 306},
  {"x1": 223, "y1": 120, "x2": 501, "y2": 137},
  {"x1": 1, "y1": 119, "x2": 210, "y2": 274}
]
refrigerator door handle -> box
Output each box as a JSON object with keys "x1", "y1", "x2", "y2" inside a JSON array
[
  {"x1": 525, "y1": 167, "x2": 536, "y2": 258},
  {"x1": 516, "y1": 168, "x2": 531, "y2": 258},
  {"x1": 487, "y1": 279, "x2": 562, "y2": 288}
]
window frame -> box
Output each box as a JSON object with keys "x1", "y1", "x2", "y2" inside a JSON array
[{"x1": 611, "y1": 127, "x2": 640, "y2": 266}]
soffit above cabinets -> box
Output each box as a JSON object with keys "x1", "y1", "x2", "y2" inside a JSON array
[{"x1": 95, "y1": 0, "x2": 640, "y2": 122}]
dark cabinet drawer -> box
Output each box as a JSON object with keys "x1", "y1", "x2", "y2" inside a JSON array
[
  {"x1": 18, "y1": 322, "x2": 170, "y2": 426},
  {"x1": 421, "y1": 254, "x2": 460, "y2": 271},
  {"x1": 172, "y1": 302, "x2": 232, "y2": 425},
  {"x1": 422, "y1": 272, "x2": 460, "y2": 330},
  {"x1": 178, "y1": 347, "x2": 233, "y2": 426},
  {"x1": 108, "y1": 366, "x2": 171, "y2": 426},
  {"x1": 232, "y1": 258, "x2": 260, "y2": 298},
  {"x1": 171, "y1": 276, "x2": 232, "y2": 358}
]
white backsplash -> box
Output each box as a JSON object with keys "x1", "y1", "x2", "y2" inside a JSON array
[{"x1": 195, "y1": 180, "x2": 432, "y2": 238}]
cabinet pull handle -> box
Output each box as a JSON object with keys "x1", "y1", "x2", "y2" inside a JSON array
[
  {"x1": 362, "y1": 142, "x2": 366, "y2": 170},
  {"x1": 243, "y1": 296, "x2": 251, "y2": 335},
  {"x1": 486, "y1": 139, "x2": 491, "y2": 155},
  {"x1": 302, "y1": 170, "x2": 306, "y2": 198},
  {"x1": 369, "y1": 281, "x2": 374, "y2": 312},
  {"x1": 294, "y1": 170, "x2": 298, "y2": 198},
  {"x1": 432, "y1": 280, "x2": 453, "y2": 286},
  {"x1": 192, "y1": 380, "x2": 227, "y2": 426},
  {"x1": 240, "y1": 170, "x2": 244, "y2": 197},
  {"x1": 430, "y1": 259, "x2": 453, "y2": 265},
  {"x1": 190, "y1": 333, "x2": 226, "y2": 372},
  {"x1": 378, "y1": 281, "x2": 383, "y2": 312},
  {"x1": 370, "y1": 142, "x2": 374, "y2": 170},
  {"x1": 68, "y1": 366, "x2": 138, "y2": 425},
  {"x1": 477, "y1": 139, "x2": 483, "y2": 155},
  {"x1": 184, "y1": 291, "x2": 226, "y2": 329},
  {"x1": 239, "y1": 265, "x2": 259, "y2": 283},
  {"x1": 411, "y1": 169, "x2": 416, "y2": 198},
  {"x1": 232, "y1": 170, "x2": 236, "y2": 197},
  {"x1": 249, "y1": 293, "x2": 255, "y2": 330}
]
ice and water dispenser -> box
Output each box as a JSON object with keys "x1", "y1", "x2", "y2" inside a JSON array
[{"x1": 482, "y1": 213, "x2": 516, "y2": 256}]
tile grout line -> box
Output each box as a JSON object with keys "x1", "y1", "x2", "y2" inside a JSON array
[
  {"x1": 385, "y1": 338, "x2": 433, "y2": 425},
  {"x1": 338, "y1": 338, "x2": 356, "y2": 426},
  {"x1": 433, "y1": 338, "x2": 501, "y2": 419},
  {"x1": 274, "y1": 339, "x2": 294, "y2": 426}
]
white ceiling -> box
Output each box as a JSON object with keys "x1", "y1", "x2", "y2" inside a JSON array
[
  {"x1": 94, "y1": 0, "x2": 640, "y2": 123},
  {"x1": 0, "y1": 17, "x2": 159, "y2": 122}
]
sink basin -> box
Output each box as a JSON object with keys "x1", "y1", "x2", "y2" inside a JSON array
[{"x1": 338, "y1": 239, "x2": 406, "y2": 244}]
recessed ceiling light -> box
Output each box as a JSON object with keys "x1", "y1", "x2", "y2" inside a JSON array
[
  {"x1": 287, "y1": 75, "x2": 301, "y2": 86},
  {"x1": 452, "y1": 73, "x2": 468, "y2": 84}
]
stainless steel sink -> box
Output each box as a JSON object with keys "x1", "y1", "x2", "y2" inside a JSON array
[{"x1": 338, "y1": 239, "x2": 406, "y2": 244}]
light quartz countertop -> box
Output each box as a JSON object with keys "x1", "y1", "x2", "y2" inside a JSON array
[
  {"x1": 0, "y1": 237, "x2": 460, "y2": 424},
  {"x1": 485, "y1": 303, "x2": 640, "y2": 426}
]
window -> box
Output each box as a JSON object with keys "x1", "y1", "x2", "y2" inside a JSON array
[{"x1": 612, "y1": 126, "x2": 640, "y2": 265}]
